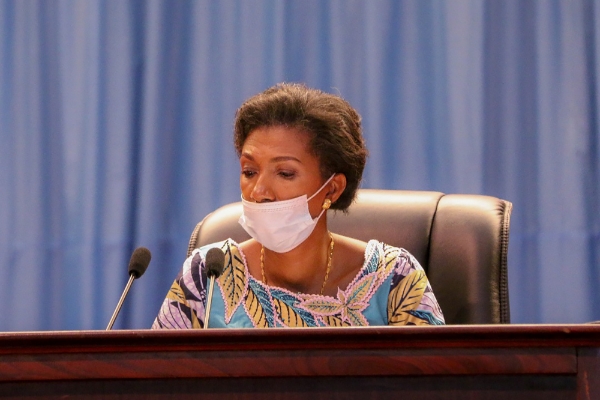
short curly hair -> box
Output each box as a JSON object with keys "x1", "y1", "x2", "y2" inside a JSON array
[{"x1": 234, "y1": 83, "x2": 368, "y2": 211}]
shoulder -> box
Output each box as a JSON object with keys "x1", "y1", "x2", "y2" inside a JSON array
[
  {"x1": 365, "y1": 240, "x2": 420, "y2": 266},
  {"x1": 333, "y1": 236, "x2": 414, "y2": 261},
  {"x1": 332, "y1": 234, "x2": 367, "y2": 262},
  {"x1": 382, "y1": 242, "x2": 445, "y2": 325},
  {"x1": 327, "y1": 236, "x2": 409, "y2": 292},
  {"x1": 358, "y1": 240, "x2": 425, "y2": 284},
  {"x1": 186, "y1": 238, "x2": 244, "y2": 273},
  {"x1": 329, "y1": 235, "x2": 413, "y2": 274},
  {"x1": 194, "y1": 239, "x2": 233, "y2": 257}
]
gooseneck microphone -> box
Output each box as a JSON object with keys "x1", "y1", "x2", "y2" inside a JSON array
[
  {"x1": 203, "y1": 248, "x2": 225, "y2": 329},
  {"x1": 106, "y1": 247, "x2": 152, "y2": 330}
]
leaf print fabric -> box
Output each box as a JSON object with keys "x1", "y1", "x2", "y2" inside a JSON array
[{"x1": 152, "y1": 239, "x2": 445, "y2": 329}]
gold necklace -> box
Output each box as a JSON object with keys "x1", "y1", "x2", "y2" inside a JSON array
[{"x1": 261, "y1": 232, "x2": 334, "y2": 295}]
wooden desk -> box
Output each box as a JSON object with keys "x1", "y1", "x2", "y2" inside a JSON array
[{"x1": 0, "y1": 325, "x2": 598, "y2": 399}]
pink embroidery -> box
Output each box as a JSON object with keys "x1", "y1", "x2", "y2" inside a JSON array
[
  {"x1": 219, "y1": 239, "x2": 399, "y2": 327},
  {"x1": 297, "y1": 242, "x2": 398, "y2": 326}
]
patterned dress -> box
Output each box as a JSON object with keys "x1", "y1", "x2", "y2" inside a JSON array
[{"x1": 152, "y1": 238, "x2": 445, "y2": 328}]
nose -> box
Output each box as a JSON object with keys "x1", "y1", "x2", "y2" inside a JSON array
[{"x1": 249, "y1": 174, "x2": 275, "y2": 203}]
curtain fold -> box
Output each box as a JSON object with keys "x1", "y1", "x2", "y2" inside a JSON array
[{"x1": 1, "y1": 0, "x2": 599, "y2": 330}]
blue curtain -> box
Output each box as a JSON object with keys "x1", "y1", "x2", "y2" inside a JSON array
[{"x1": 1, "y1": 0, "x2": 599, "y2": 331}]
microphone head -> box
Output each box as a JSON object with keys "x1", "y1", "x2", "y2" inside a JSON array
[
  {"x1": 128, "y1": 247, "x2": 151, "y2": 278},
  {"x1": 205, "y1": 248, "x2": 225, "y2": 278}
]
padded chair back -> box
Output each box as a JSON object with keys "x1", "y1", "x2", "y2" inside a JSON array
[{"x1": 187, "y1": 189, "x2": 512, "y2": 324}]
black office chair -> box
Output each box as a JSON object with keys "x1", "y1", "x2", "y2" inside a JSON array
[{"x1": 187, "y1": 189, "x2": 512, "y2": 324}]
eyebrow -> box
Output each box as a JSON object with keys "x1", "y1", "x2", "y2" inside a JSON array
[{"x1": 240, "y1": 153, "x2": 302, "y2": 164}]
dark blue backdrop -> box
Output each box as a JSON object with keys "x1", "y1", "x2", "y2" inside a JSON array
[{"x1": 1, "y1": 0, "x2": 599, "y2": 330}]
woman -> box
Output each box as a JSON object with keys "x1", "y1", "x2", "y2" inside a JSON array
[{"x1": 152, "y1": 83, "x2": 445, "y2": 328}]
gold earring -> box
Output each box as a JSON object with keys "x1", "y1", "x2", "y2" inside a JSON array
[{"x1": 322, "y1": 199, "x2": 332, "y2": 210}]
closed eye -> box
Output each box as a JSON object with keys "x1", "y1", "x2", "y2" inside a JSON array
[{"x1": 278, "y1": 170, "x2": 296, "y2": 179}]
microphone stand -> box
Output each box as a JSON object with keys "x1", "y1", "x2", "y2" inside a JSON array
[
  {"x1": 204, "y1": 275, "x2": 217, "y2": 329},
  {"x1": 106, "y1": 274, "x2": 135, "y2": 330}
]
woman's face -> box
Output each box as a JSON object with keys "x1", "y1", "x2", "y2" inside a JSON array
[{"x1": 239, "y1": 126, "x2": 328, "y2": 214}]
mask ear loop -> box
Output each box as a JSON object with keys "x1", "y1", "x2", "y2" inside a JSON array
[
  {"x1": 310, "y1": 174, "x2": 336, "y2": 222},
  {"x1": 307, "y1": 174, "x2": 336, "y2": 202}
]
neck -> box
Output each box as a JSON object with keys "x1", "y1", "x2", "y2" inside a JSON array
[{"x1": 261, "y1": 222, "x2": 332, "y2": 294}]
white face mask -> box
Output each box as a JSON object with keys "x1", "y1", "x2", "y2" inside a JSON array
[{"x1": 238, "y1": 174, "x2": 335, "y2": 253}]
